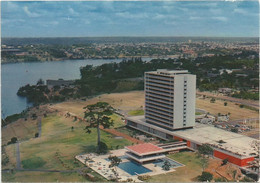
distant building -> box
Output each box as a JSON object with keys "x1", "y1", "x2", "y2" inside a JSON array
[
  {"x1": 219, "y1": 69, "x2": 233, "y2": 75},
  {"x1": 46, "y1": 79, "x2": 75, "y2": 89},
  {"x1": 195, "y1": 114, "x2": 215, "y2": 124},
  {"x1": 218, "y1": 88, "x2": 232, "y2": 95}
]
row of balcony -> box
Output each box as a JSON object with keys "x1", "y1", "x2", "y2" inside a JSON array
[
  {"x1": 145, "y1": 78, "x2": 174, "y2": 85},
  {"x1": 146, "y1": 118, "x2": 174, "y2": 129},
  {"x1": 146, "y1": 108, "x2": 173, "y2": 117},
  {"x1": 145, "y1": 96, "x2": 173, "y2": 105},
  {"x1": 145, "y1": 80, "x2": 174, "y2": 88},
  {"x1": 146, "y1": 115, "x2": 173, "y2": 125},
  {"x1": 146, "y1": 102, "x2": 173, "y2": 112},
  {"x1": 146, "y1": 86, "x2": 173, "y2": 94},
  {"x1": 145, "y1": 75, "x2": 174, "y2": 82},
  {"x1": 146, "y1": 83, "x2": 174, "y2": 91},
  {"x1": 146, "y1": 111, "x2": 173, "y2": 121},
  {"x1": 146, "y1": 92, "x2": 174, "y2": 101},
  {"x1": 146, "y1": 105, "x2": 173, "y2": 115},
  {"x1": 146, "y1": 89, "x2": 173, "y2": 97},
  {"x1": 146, "y1": 100, "x2": 173, "y2": 109}
]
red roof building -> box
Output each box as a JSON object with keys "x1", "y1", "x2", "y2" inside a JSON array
[
  {"x1": 126, "y1": 143, "x2": 164, "y2": 156},
  {"x1": 125, "y1": 143, "x2": 166, "y2": 163}
]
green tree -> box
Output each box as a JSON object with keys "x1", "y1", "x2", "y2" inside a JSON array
[
  {"x1": 198, "y1": 144, "x2": 213, "y2": 156},
  {"x1": 198, "y1": 171, "x2": 213, "y2": 182},
  {"x1": 231, "y1": 128, "x2": 238, "y2": 133},
  {"x1": 11, "y1": 137, "x2": 18, "y2": 144},
  {"x1": 210, "y1": 98, "x2": 216, "y2": 103},
  {"x1": 108, "y1": 155, "x2": 122, "y2": 181},
  {"x1": 224, "y1": 102, "x2": 227, "y2": 106},
  {"x1": 37, "y1": 78, "x2": 44, "y2": 85},
  {"x1": 201, "y1": 157, "x2": 208, "y2": 171},
  {"x1": 83, "y1": 102, "x2": 114, "y2": 153},
  {"x1": 162, "y1": 160, "x2": 171, "y2": 171},
  {"x1": 221, "y1": 158, "x2": 228, "y2": 166}
]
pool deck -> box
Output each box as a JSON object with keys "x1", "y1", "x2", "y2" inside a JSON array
[{"x1": 76, "y1": 149, "x2": 183, "y2": 182}]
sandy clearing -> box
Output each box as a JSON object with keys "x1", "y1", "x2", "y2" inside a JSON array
[
  {"x1": 50, "y1": 91, "x2": 258, "y2": 122},
  {"x1": 50, "y1": 91, "x2": 145, "y2": 117},
  {"x1": 196, "y1": 97, "x2": 258, "y2": 121}
]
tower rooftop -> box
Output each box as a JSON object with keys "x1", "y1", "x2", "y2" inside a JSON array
[{"x1": 146, "y1": 69, "x2": 190, "y2": 75}]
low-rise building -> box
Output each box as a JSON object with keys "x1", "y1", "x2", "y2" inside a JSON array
[
  {"x1": 46, "y1": 79, "x2": 75, "y2": 89},
  {"x1": 126, "y1": 116, "x2": 258, "y2": 167}
]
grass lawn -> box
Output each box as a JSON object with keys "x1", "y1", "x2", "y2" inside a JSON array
[
  {"x1": 2, "y1": 118, "x2": 38, "y2": 145},
  {"x1": 109, "y1": 113, "x2": 125, "y2": 128},
  {"x1": 128, "y1": 109, "x2": 144, "y2": 116},
  {"x1": 148, "y1": 152, "x2": 204, "y2": 182},
  {"x1": 2, "y1": 144, "x2": 16, "y2": 169},
  {"x1": 2, "y1": 171, "x2": 89, "y2": 182},
  {"x1": 3, "y1": 113, "x2": 131, "y2": 182},
  {"x1": 115, "y1": 126, "x2": 133, "y2": 136}
]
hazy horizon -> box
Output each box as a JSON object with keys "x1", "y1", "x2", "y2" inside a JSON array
[
  {"x1": 1, "y1": 1, "x2": 259, "y2": 38},
  {"x1": 2, "y1": 36, "x2": 259, "y2": 38}
]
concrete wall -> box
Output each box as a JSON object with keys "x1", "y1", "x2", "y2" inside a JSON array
[
  {"x1": 214, "y1": 150, "x2": 255, "y2": 167},
  {"x1": 173, "y1": 76, "x2": 184, "y2": 129},
  {"x1": 173, "y1": 74, "x2": 196, "y2": 129},
  {"x1": 185, "y1": 75, "x2": 196, "y2": 127}
]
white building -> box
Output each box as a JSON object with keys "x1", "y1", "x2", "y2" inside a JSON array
[
  {"x1": 126, "y1": 69, "x2": 258, "y2": 167},
  {"x1": 144, "y1": 69, "x2": 196, "y2": 130}
]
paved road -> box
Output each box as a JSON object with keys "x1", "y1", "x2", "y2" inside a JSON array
[
  {"x1": 197, "y1": 91, "x2": 259, "y2": 109},
  {"x1": 16, "y1": 142, "x2": 21, "y2": 169},
  {"x1": 38, "y1": 117, "x2": 42, "y2": 137}
]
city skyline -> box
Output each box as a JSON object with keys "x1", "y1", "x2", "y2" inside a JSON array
[{"x1": 1, "y1": 1, "x2": 259, "y2": 38}]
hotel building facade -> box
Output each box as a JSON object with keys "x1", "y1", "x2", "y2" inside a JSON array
[
  {"x1": 126, "y1": 69, "x2": 258, "y2": 167},
  {"x1": 145, "y1": 69, "x2": 196, "y2": 130}
]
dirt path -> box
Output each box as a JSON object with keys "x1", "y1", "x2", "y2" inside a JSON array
[
  {"x1": 38, "y1": 117, "x2": 42, "y2": 137},
  {"x1": 16, "y1": 142, "x2": 21, "y2": 169}
]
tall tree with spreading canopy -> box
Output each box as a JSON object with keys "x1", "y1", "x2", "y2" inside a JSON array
[{"x1": 83, "y1": 102, "x2": 114, "y2": 153}]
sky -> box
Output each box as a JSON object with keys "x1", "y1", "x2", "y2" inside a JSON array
[{"x1": 1, "y1": 1, "x2": 259, "y2": 37}]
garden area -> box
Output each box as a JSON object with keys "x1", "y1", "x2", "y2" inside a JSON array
[
  {"x1": 147, "y1": 152, "x2": 205, "y2": 182},
  {"x1": 2, "y1": 113, "x2": 132, "y2": 182}
]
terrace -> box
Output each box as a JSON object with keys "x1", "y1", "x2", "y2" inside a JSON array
[{"x1": 76, "y1": 148, "x2": 184, "y2": 182}]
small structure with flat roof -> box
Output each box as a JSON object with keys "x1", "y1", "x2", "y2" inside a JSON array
[
  {"x1": 125, "y1": 142, "x2": 188, "y2": 163},
  {"x1": 125, "y1": 143, "x2": 166, "y2": 163},
  {"x1": 126, "y1": 115, "x2": 258, "y2": 167}
]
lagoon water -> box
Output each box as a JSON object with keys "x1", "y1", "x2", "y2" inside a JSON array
[{"x1": 1, "y1": 58, "x2": 152, "y2": 118}]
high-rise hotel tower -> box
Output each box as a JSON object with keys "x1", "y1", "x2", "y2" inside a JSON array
[{"x1": 144, "y1": 69, "x2": 196, "y2": 130}]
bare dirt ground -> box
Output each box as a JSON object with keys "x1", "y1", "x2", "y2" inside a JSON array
[
  {"x1": 197, "y1": 91, "x2": 259, "y2": 109},
  {"x1": 196, "y1": 97, "x2": 258, "y2": 121},
  {"x1": 2, "y1": 105, "x2": 56, "y2": 145},
  {"x1": 205, "y1": 158, "x2": 244, "y2": 181},
  {"x1": 50, "y1": 91, "x2": 258, "y2": 122},
  {"x1": 50, "y1": 91, "x2": 145, "y2": 117}
]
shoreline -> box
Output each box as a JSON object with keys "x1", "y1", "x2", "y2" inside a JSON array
[{"x1": 1, "y1": 56, "x2": 171, "y2": 64}]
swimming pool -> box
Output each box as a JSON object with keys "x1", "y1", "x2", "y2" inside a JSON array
[
  {"x1": 118, "y1": 161, "x2": 152, "y2": 175},
  {"x1": 153, "y1": 158, "x2": 183, "y2": 168}
]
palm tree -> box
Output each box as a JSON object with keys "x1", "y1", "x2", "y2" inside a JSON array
[
  {"x1": 83, "y1": 102, "x2": 114, "y2": 152},
  {"x1": 108, "y1": 155, "x2": 122, "y2": 181},
  {"x1": 162, "y1": 160, "x2": 171, "y2": 171}
]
